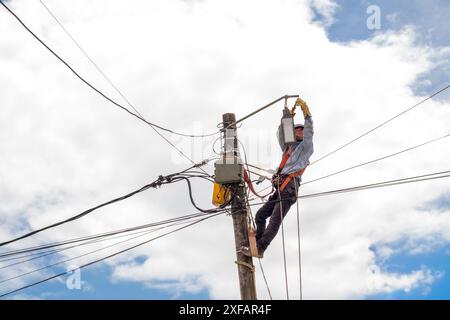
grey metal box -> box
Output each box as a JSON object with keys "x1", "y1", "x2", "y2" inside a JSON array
[{"x1": 214, "y1": 159, "x2": 243, "y2": 184}]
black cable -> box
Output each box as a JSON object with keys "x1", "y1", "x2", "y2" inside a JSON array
[
  {"x1": 0, "y1": 0, "x2": 219, "y2": 139},
  {"x1": 0, "y1": 210, "x2": 220, "y2": 265},
  {"x1": 0, "y1": 218, "x2": 195, "y2": 270},
  {"x1": 0, "y1": 163, "x2": 214, "y2": 249},
  {"x1": 176, "y1": 176, "x2": 233, "y2": 213},
  {"x1": 37, "y1": 0, "x2": 145, "y2": 120},
  {"x1": 0, "y1": 212, "x2": 223, "y2": 285},
  {"x1": 309, "y1": 85, "x2": 450, "y2": 166},
  {"x1": 0, "y1": 181, "x2": 156, "y2": 248},
  {"x1": 3, "y1": 168, "x2": 445, "y2": 297},
  {"x1": 0, "y1": 206, "x2": 222, "y2": 259},
  {"x1": 0, "y1": 228, "x2": 152, "y2": 264},
  {"x1": 0, "y1": 212, "x2": 222, "y2": 299},
  {"x1": 34, "y1": 0, "x2": 213, "y2": 174},
  {"x1": 177, "y1": 171, "x2": 215, "y2": 183}
]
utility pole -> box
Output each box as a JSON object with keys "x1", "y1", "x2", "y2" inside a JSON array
[{"x1": 222, "y1": 113, "x2": 257, "y2": 300}]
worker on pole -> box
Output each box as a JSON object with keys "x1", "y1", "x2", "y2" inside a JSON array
[{"x1": 253, "y1": 98, "x2": 314, "y2": 258}]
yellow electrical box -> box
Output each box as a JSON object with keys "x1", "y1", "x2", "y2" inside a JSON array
[{"x1": 212, "y1": 183, "x2": 230, "y2": 207}]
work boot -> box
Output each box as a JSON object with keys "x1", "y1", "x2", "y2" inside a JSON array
[
  {"x1": 238, "y1": 246, "x2": 264, "y2": 259},
  {"x1": 256, "y1": 245, "x2": 265, "y2": 259}
]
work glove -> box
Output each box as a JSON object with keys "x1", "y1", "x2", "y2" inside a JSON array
[
  {"x1": 295, "y1": 98, "x2": 312, "y2": 118},
  {"x1": 289, "y1": 106, "x2": 296, "y2": 117}
]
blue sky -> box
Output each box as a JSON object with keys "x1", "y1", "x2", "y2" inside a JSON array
[
  {"x1": 21, "y1": 265, "x2": 210, "y2": 300},
  {"x1": 1, "y1": 0, "x2": 449, "y2": 300},
  {"x1": 314, "y1": 0, "x2": 450, "y2": 101},
  {"x1": 316, "y1": 0, "x2": 450, "y2": 300},
  {"x1": 368, "y1": 242, "x2": 450, "y2": 299}
]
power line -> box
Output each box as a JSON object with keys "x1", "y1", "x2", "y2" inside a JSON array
[
  {"x1": 0, "y1": 164, "x2": 217, "y2": 248},
  {"x1": 256, "y1": 258, "x2": 273, "y2": 300},
  {"x1": 0, "y1": 177, "x2": 160, "y2": 248},
  {"x1": 0, "y1": 209, "x2": 222, "y2": 260},
  {"x1": 37, "y1": 0, "x2": 145, "y2": 120},
  {"x1": 309, "y1": 85, "x2": 450, "y2": 166},
  {"x1": 0, "y1": 0, "x2": 219, "y2": 139},
  {"x1": 299, "y1": 170, "x2": 450, "y2": 200},
  {"x1": 302, "y1": 133, "x2": 450, "y2": 186},
  {"x1": 4, "y1": 170, "x2": 445, "y2": 297},
  {"x1": 0, "y1": 212, "x2": 222, "y2": 298},
  {"x1": 245, "y1": 170, "x2": 450, "y2": 208},
  {"x1": 0, "y1": 217, "x2": 198, "y2": 271},
  {"x1": 246, "y1": 131, "x2": 450, "y2": 195},
  {"x1": 293, "y1": 181, "x2": 303, "y2": 300},
  {"x1": 0, "y1": 212, "x2": 223, "y2": 285},
  {"x1": 0, "y1": 210, "x2": 221, "y2": 267},
  {"x1": 34, "y1": 0, "x2": 213, "y2": 172},
  {"x1": 276, "y1": 181, "x2": 290, "y2": 300}
]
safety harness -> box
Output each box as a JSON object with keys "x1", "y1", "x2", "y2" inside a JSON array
[
  {"x1": 243, "y1": 144, "x2": 307, "y2": 198},
  {"x1": 276, "y1": 145, "x2": 306, "y2": 191}
]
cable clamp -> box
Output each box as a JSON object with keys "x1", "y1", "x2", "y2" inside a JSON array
[
  {"x1": 234, "y1": 260, "x2": 255, "y2": 273},
  {"x1": 194, "y1": 158, "x2": 213, "y2": 168}
]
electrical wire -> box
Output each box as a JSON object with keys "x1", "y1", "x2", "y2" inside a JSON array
[
  {"x1": 212, "y1": 135, "x2": 223, "y2": 156},
  {"x1": 6, "y1": 169, "x2": 443, "y2": 263},
  {"x1": 302, "y1": 133, "x2": 450, "y2": 186},
  {"x1": 33, "y1": 0, "x2": 214, "y2": 175},
  {"x1": 0, "y1": 178, "x2": 161, "y2": 248},
  {"x1": 245, "y1": 132, "x2": 450, "y2": 195},
  {"x1": 1, "y1": 0, "x2": 218, "y2": 138},
  {"x1": 0, "y1": 212, "x2": 223, "y2": 285},
  {"x1": 0, "y1": 163, "x2": 216, "y2": 248},
  {"x1": 293, "y1": 181, "x2": 303, "y2": 300},
  {"x1": 276, "y1": 180, "x2": 289, "y2": 300},
  {"x1": 245, "y1": 170, "x2": 450, "y2": 208},
  {"x1": 0, "y1": 212, "x2": 223, "y2": 298},
  {"x1": 37, "y1": 0, "x2": 145, "y2": 120},
  {"x1": 0, "y1": 217, "x2": 200, "y2": 271},
  {"x1": 309, "y1": 85, "x2": 450, "y2": 166},
  {"x1": 0, "y1": 209, "x2": 224, "y2": 260}
]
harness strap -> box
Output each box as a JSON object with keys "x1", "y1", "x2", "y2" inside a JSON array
[
  {"x1": 279, "y1": 168, "x2": 306, "y2": 191},
  {"x1": 243, "y1": 169, "x2": 273, "y2": 198},
  {"x1": 277, "y1": 146, "x2": 291, "y2": 175},
  {"x1": 277, "y1": 146, "x2": 307, "y2": 192}
]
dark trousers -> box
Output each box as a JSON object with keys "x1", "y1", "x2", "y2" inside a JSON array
[{"x1": 255, "y1": 178, "x2": 300, "y2": 252}]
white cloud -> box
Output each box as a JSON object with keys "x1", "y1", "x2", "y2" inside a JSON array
[
  {"x1": 366, "y1": 266, "x2": 440, "y2": 295},
  {"x1": 309, "y1": 0, "x2": 339, "y2": 26},
  {"x1": 0, "y1": 0, "x2": 449, "y2": 299}
]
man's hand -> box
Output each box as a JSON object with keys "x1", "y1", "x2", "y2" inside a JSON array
[
  {"x1": 271, "y1": 174, "x2": 278, "y2": 185},
  {"x1": 295, "y1": 98, "x2": 312, "y2": 118},
  {"x1": 271, "y1": 174, "x2": 281, "y2": 188},
  {"x1": 290, "y1": 106, "x2": 296, "y2": 117}
]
